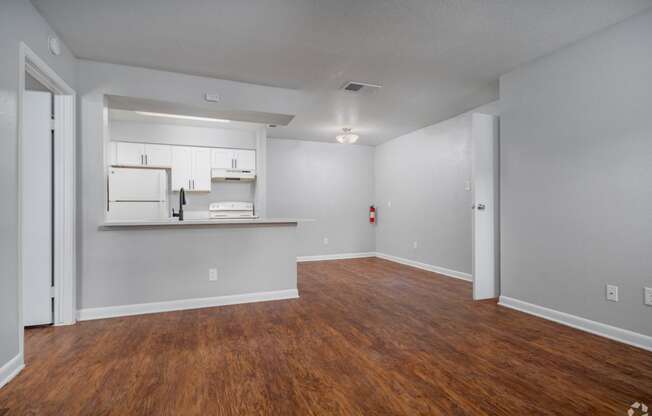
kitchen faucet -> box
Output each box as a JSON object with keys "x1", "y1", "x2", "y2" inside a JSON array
[{"x1": 172, "y1": 188, "x2": 186, "y2": 221}]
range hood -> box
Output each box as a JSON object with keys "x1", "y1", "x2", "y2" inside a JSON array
[{"x1": 211, "y1": 168, "x2": 256, "y2": 181}]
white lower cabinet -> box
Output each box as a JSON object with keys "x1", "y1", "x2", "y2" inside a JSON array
[{"x1": 171, "y1": 146, "x2": 211, "y2": 192}]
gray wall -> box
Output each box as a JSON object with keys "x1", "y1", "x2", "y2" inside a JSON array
[
  {"x1": 500, "y1": 10, "x2": 652, "y2": 336},
  {"x1": 267, "y1": 139, "x2": 376, "y2": 257},
  {"x1": 77, "y1": 61, "x2": 300, "y2": 310},
  {"x1": 374, "y1": 103, "x2": 498, "y2": 274},
  {"x1": 82, "y1": 225, "x2": 297, "y2": 309},
  {"x1": 0, "y1": 0, "x2": 76, "y2": 368}
]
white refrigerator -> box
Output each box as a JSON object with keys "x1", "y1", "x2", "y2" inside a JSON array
[{"x1": 108, "y1": 167, "x2": 169, "y2": 220}]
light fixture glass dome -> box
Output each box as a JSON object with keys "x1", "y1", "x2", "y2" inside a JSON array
[{"x1": 336, "y1": 128, "x2": 359, "y2": 144}]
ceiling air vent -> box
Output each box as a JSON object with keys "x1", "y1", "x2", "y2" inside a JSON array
[{"x1": 341, "y1": 81, "x2": 382, "y2": 93}]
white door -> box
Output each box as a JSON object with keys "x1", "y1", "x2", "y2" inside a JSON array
[
  {"x1": 235, "y1": 149, "x2": 256, "y2": 170},
  {"x1": 472, "y1": 113, "x2": 500, "y2": 300},
  {"x1": 22, "y1": 91, "x2": 53, "y2": 326},
  {"x1": 191, "y1": 147, "x2": 212, "y2": 191},
  {"x1": 211, "y1": 148, "x2": 234, "y2": 169},
  {"x1": 171, "y1": 146, "x2": 193, "y2": 191},
  {"x1": 144, "y1": 144, "x2": 172, "y2": 168},
  {"x1": 114, "y1": 142, "x2": 145, "y2": 166}
]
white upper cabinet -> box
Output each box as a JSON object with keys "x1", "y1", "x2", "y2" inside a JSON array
[
  {"x1": 211, "y1": 148, "x2": 256, "y2": 170},
  {"x1": 171, "y1": 146, "x2": 192, "y2": 192},
  {"x1": 144, "y1": 144, "x2": 172, "y2": 168},
  {"x1": 235, "y1": 149, "x2": 256, "y2": 170},
  {"x1": 111, "y1": 140, "x2": 255, "y2": 191},
  {"x1": 113, "y1": 142, "x2": 145, "y2": 166},
  {"x1": 171, "y1": 146, "x2": 211, "y2": 192},
  {"x1": 111, "y1": 141, "x2": 171, "y2": 168},
  {"x1": 211, "y1": 148, "x2": 235, "y2": 170},
  {"x1": 191, "y1": 147, "x2": 211, "y2": 192}
]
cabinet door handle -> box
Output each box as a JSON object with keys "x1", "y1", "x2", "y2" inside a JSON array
[
  {"x1": 145, "y1": 154, "x2": 148, "y2": 165},
  {"x1": 141, "y1": 154, "x2": 144, "y2": 165}
]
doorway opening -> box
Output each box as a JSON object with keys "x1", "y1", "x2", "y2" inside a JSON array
[{"x1": 18, "y1": 43, "x2": 76, "y2": 364}]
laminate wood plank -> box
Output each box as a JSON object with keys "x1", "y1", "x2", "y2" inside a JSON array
[{"x1": 1, "y1": 258, "x2": 650, "y2": 415}]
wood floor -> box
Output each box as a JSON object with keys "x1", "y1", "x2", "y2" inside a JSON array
[{"x1": 1, "y1": 258, "x2": 651, "y2": 415}]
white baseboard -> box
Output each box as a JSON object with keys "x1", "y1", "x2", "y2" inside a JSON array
[
  {"x1": 0, "y1": 353, "x2": 24, "y2": 390},
  {"x1": 375, "y1": 252, "x2": 472, "y2": 282},
  {"x1": 77, "y1": 289, "x2": 299, "y2": 321},
  {"x1": 499, "y1": 296, "x2": 652, "y2": 352},
  {"x1": 297, "y1": 252, "x2": 376, "y2": 262}
]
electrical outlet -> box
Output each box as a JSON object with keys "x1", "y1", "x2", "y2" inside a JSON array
[
  {"x1": 209, "y1": 268, "x2": 218, "y2": 281},
  {"x1": 204, "y1": 93, "x2": 220, "y2": 102},
  {"x1": 323, "y1": 237, "x2": 329, "y2": 245},
  {"x1": 413, "y1": 241, "x2": 418, "y2": 249},
  {"x1": 606, "y1": 285, "x2": 619, "y2": 302},
  {"x1": 645, "y1": 287, "x2": 652, "y2": 306}
]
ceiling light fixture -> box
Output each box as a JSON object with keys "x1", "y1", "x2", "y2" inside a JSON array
[
  {"x1": 135, "y1": 111, "x2": 231, "y2": 123},
  {"x1": 336, "y1": 128, "x2": 359, "y2": 144}
]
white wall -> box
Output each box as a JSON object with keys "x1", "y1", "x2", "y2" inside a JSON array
[
  {"x1": 500, "y1": 9, "x2": 652, "y2": 336},
  {"x1": 0, "y1": 0, "x2": 76, "y2": 372},
  {"x1": 375, "y1": 102, "x2": 498, "y2": 275},
  {"x1": 267, "y1": 138, "x2": 376, "y2": 257}
]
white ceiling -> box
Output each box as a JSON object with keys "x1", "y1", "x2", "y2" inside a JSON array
[{"x1": 33, "y1": 0, "x2": 652, "y2": 145}]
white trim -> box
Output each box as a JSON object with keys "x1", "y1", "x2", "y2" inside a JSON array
[
  {"x1": 499, "y1": 296, "x2": 652, "y2": 352},
  {"x1": 0, "y1": 354, "x2": 24, "y2": 390},
  {"x1": 77, "y1": 289, "x2": 299, "y2": 321},
  {"x1": 52, "y1": 94, "x2": 77, "y2": 325},
  {"x1": 17, "y1": 43, "x2": 77, "y2": 366},
  {"x1": 375, "y1": 252, "x2": 472, "y2": 282},
  {"x1": 297, "y1": 252, "x2": 376, "y2": 262}
]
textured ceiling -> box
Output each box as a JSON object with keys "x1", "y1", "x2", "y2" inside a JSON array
[{"x1": 33, "y1": 0, "x2": 652, "y2": 145}]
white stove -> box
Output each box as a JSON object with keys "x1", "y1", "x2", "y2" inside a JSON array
[{"x1": 208, "y1": 201, "x2": 257, "y2": 219}]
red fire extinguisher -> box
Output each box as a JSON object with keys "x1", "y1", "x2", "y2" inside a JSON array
[{"x1": 369, "y1": 205, "x2": 376, "y2": 224}]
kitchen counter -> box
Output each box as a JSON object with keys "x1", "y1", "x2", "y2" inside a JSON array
[
  {"x1": 100, "y1": 218, "x2": 299, "y2": 228},
  {"x1": 84, "y1": 217, "x2": 300, "y2": 319}
]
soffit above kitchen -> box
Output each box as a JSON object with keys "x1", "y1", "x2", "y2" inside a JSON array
[
  {"x1": 106, "y1": 95, "x2": 292, "y2": 129},
  {"x1": 33, "y1": 0, "x2": 652, "y2": 145}
]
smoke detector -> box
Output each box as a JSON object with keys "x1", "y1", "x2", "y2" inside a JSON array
[{"x1": 341, "y1": 81, "x2": 382, "y2": 93}]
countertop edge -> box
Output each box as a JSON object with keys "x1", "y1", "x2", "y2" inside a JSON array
[{"x1": 99, "y1": 218, "x2": 301, "y2": 228}]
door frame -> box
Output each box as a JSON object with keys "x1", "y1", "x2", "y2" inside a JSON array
[{"x1": 17, "y1": 42, "x2": 76, "y2": 357}]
